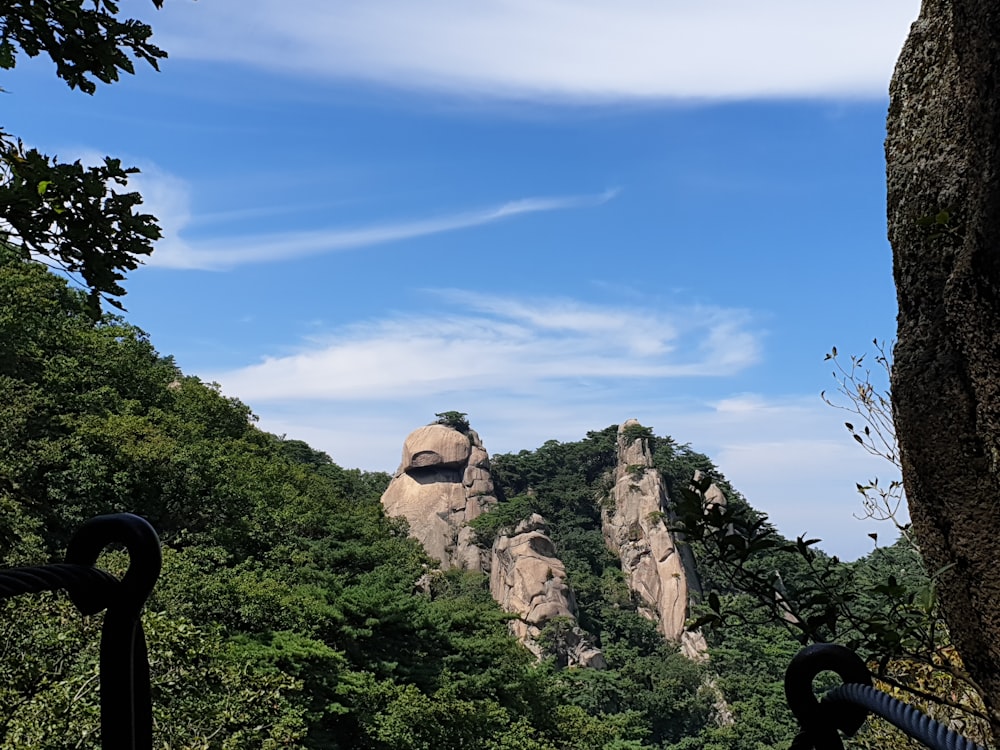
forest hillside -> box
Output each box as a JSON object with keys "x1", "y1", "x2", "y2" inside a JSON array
[{"x1": 0, "y1": 250, "x2": 931, "y2": 749}]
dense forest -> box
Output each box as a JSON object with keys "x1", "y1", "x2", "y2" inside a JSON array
[{"x1": 0, "y1": 249, "x2": 960, "y2": 748}]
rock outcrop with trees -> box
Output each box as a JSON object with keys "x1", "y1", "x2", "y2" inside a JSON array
[
  {"x1": 380, "y1": 422, "x2": 496, "y2": 572},
  {"x1": 603, "y1": 420, "x2": 708, "y2": 659},
  {"x1": 490, "y1": 513, "x2": 606, "y2": 668},
  {"x1": 382, "y1": 417, "x2": 714, "y2": 666}
]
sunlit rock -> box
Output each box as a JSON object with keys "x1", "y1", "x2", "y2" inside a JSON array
[
  {"x1": 491, "y1": 514, "x2": 606, "y2": 669},
  {"x1": 602, "y1": 419, "x2": 705, "y2": 656},
  {"x1": 381, "y1": 422, "x2": 496, "y2": 572}
]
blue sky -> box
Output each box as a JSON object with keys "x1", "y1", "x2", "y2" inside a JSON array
[{"x1": 9, "y1": 0, "x2": 921, "y2": 559}]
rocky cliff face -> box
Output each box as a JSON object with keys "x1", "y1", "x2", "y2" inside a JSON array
[
  {"x1": 380, "y1": 423, "x2": 496, "y2": 572},
  {"x1": 490, "y1": 514, "x2": 606, "y2": 669},
  {"x1": 602, "y1": 420, "x2": 707, "y2": 658}
]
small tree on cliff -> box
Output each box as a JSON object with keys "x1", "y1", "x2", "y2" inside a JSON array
[
  {"x1": 886, "y1": 0, "x2": 1000, "y2": 736},
  {"x1": 434, "y1": 411, "x2": 470, "y2": 432}
]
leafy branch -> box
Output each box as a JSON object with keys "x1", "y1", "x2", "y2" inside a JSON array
[
  {"x1": 0, "y1": 0, "x2": 167, "y2": 94},
  {"x1": 0, "y1": 0, "x2": 168, "y2": 316},
  {"x1": 673, "y1": 476, "x2": 984, "y2": 723},
  {"x1": 821, "y1": 340, "x2": 912, "y2": 543},
  {"x1": 0, "y1": 134, "x2": 161, "y2": 317}
]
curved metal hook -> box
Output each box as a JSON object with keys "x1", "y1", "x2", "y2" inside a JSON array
[
  {"x1": 65, "y1": 513, "x2": 161, "y2": 616},
  {"x1": 65, "y1": 514, "x2": 160, "y2": 750},
  {"x1": 785, "y1": 644, "x2": 873, "y2": 749}
]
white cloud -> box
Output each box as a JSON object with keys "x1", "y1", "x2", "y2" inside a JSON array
[
  {"x1": 62, "y1": 154, "x2": 617, "y2": 271},
  {"x1": 203, "y1": 291, "x2": 903, "y2": 559},
  {"x1": 125, "y1": 164, "x2": 193, "y2": 246},
  {"x1": 206, "y1": 291, "x2": 762, "y2": 400},
  {"x1": 153, "y1": 0, "x2": 920, "y2": 101},
  {"x1": 131, "y1": 171, "x2": 618, "y2": 269}
]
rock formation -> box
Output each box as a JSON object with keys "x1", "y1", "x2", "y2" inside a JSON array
[
  {"x1": 383, "y1": 417, "x2": 731, "y2": 669},
  {"x1": 490, "y1": 514, "x2": 606, "y2": 669},
  {"x1": 380, "y1": 422, "x2": 497, "y2": 572},
  {"x1": 382, "y1": 419, "x2": 604, "y2": 667},
  {"x1": 602, "y1": 419, "x2": 708, "y2": 659}
]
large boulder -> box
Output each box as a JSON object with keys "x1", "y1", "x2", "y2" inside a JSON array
[
  {"x1": 402, "y1": 424, "x2": 472, "y2": 470},
  {"x1": 695, "y1": 469, "x2": 728, "y2": 513},
  {"x1": 381, "y1": 422, "x2": 496, "y2": 572}
]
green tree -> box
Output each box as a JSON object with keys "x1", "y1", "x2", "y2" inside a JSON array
[
  {"x1": 435, "y1": 411, "x2": 471, "y2": 432},
  {"x1": 1, "y1": 0, "x2": 168, "y2": 314}
]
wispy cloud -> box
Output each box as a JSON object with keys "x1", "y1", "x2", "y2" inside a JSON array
[
  {"x1": 153, "y1": 0, "x2": 919, "y2": 101},
  {"x1": 133, "y1": 171, "x2": 619, "y2": 270},
  {"x1": 206, "y1": 291, "x2": 762, "y2": 401},
  {"x1": 195, "y1": 287, "x2": 894, "y2": 560}
]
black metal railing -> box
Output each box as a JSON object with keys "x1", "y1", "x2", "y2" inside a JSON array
[
  {"x1": 0, "y1": 513, "x2": 160, "y2": 750},
  {"x1": 785, "y1": 643, "x2": 987, "y2": 750}
]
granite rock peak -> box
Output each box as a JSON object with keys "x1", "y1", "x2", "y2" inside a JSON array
[
  {"x1": 602, "y1": 419, "x2": 708, "y2": 659},
  {"x1": 380, "y1": 421, "x2": 496, "y2": 572}
]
